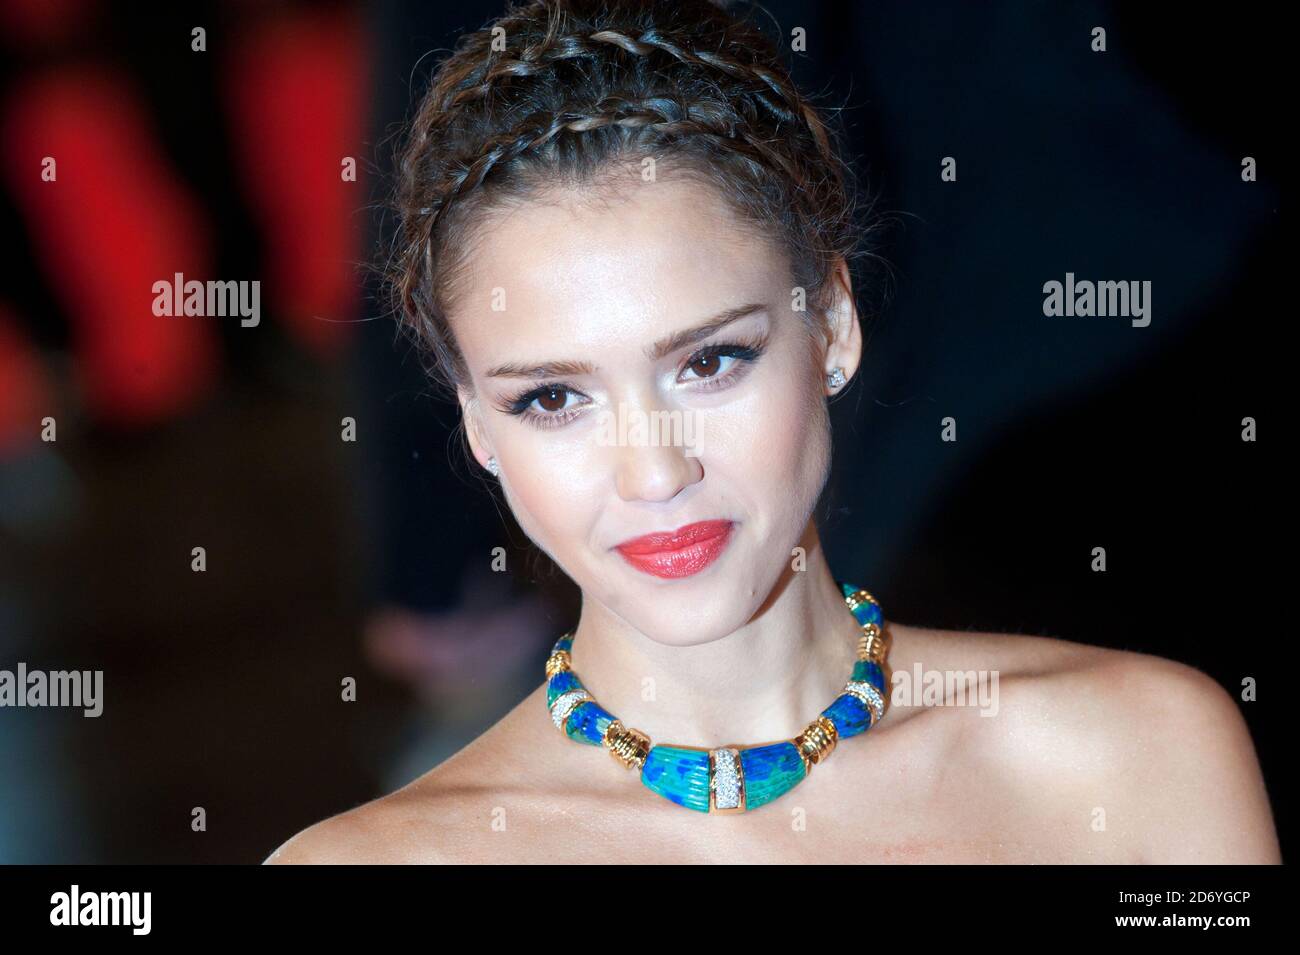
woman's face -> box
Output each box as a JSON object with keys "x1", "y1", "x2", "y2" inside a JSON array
[{"x1": 451, "y1": 172, "x2": 860, "y2": 646}]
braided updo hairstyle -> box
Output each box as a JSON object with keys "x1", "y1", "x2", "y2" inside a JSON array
[{"x1": 388, "y1": 0, "x2": 872, "y2": 402}]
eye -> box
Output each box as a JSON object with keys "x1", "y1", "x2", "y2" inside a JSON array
[
  {"x1": 498, "y1": 383, "x2": 590, "y2": 429},
  {"x1": 681, "y1": 351, "x2": 734, "y2": 381},
  {"x1": 677, "y1": 336, "x2": 768, "y2": 390},
  {"x1": 529, "y1": 385, "x2": 573, "y2": 414}
]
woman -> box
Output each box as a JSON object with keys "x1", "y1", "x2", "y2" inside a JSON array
[{"x1": 267, "y1": 0, "x2": 1280, "y2": 863}]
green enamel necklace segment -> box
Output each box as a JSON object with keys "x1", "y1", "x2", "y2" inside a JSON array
[
  {"x1": 640, "y1": 745, "x2": 712, "y2": 813},
  {"x1": 543, "y1": 580, "x2": 891, "y2": 813}
]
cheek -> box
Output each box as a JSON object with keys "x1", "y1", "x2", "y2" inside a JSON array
[
  {"x1": 705, "y1": 350, "x2": 830, "y2": 516},
  {"x1": 495, "y1": 434, "x2": 605, "y2": 567},
  {"x1": 772, "y1": 370, "x2": 827, "y2": 471}
]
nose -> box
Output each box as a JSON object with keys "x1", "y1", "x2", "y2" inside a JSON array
[{"x1": 612, "y1": 413, "x2": 704, "y2": 503}]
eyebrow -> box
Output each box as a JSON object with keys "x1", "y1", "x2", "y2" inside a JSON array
[{"x1": 484, "y1": 302, "x2": 768, "y2": 379}]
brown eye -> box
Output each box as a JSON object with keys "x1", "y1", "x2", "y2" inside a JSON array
[
  {"x1": 689, "y1": 354, "x2": 722, "y2": 379},
  {"x1": 536, "y1": 386, "x2": 569, "y2": 412}
]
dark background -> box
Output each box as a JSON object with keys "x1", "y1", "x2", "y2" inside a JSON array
[{"x1": 0, "y1": 0, "x2": 1285, "y2": 862}]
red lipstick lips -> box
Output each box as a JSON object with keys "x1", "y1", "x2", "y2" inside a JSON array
[{"x1": 614, "y1": 520, "x2": 734, "y2": 579}]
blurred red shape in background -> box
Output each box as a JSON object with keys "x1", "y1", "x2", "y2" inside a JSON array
[
  {"x1": 0, "y1": 304, "x2": 54, "y2": 458},
  {"x1": 222, "y1": 5, "x2": 369, "y2": 358},
  {"x1": 1, "y1": 66, "x2": 220, "y2": 428}
]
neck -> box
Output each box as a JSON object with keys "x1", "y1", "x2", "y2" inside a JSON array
[{"x1": 568, "y1": 522, "x2": 859, "y2": 744}]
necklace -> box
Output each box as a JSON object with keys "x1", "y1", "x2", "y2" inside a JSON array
[{"x1": 544, "y1": 580, "x2": 891, "y2": 813}]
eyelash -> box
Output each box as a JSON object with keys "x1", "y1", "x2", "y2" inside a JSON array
[{"x1": 497, "y1": 335, "x2": 769, "y2": 430}]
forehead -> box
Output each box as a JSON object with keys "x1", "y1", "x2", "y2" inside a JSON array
[{"x1": 449, "y1": 176, "x2": 788, "y2": 358}]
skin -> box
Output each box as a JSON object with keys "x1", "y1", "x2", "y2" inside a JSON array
[{"x1": 265, "y1": 171, "x2": 1281, "y2": 864}]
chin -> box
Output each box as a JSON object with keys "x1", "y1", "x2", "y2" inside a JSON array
[
  {"x1": 639, "y1": 616, "x2": 743, "y2": 648},
  {"x1": 600, "y1": 580, "x2": 747, "y2": 646}
]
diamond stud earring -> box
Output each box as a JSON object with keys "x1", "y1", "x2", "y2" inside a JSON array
[
  {"x1": 826, "y1": 367, "x2": 847, "y2": 390},
  {"x1": 486, "y1": 456, "x2": 500, "y2": 476}
]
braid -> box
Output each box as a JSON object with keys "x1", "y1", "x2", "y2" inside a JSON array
[{"x1": 387, "y1": 0, "x2": 869, "y2": 399}]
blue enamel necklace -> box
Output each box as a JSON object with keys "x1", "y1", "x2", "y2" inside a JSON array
[{"x1": 544, "y1": 581, "x2": 891, "y2": 813}]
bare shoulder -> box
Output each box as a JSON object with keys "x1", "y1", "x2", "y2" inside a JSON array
[
  {"x1": 261, "y1": 773, "x2": 473, "y2": 864},
  {"x1": 1056, "y1": 642, "x2": 1280, "y2": 863},
  {"x1": 263, "y1": 795, "x2": 414, "y2": 864},
  {"x1": 263, "y1": 685, "x2": 553, "y2": 864},
  {"x1": 887, "y1": 620, "x2": 1281, "y2": 863}
]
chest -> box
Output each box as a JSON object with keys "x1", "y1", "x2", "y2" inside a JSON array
[
  {"x1": 463, "y1": 757, "x2": 1062, "y2": 864},
  {"x1": 435, "y1": 707, "x2": 1128, "y2": 863},
  {"x1": 474, "y1": 800, "x2": 1049, "y2": 864}
]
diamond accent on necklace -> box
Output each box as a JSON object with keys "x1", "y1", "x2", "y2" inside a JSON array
[
  {"x1": 550, "y1": 689, "x2": 592, "y2": 729},
  {"x1": 843, "y1": 680, "x2": 885, "y2": 724},
  {"x1": 711, "y1": 748, "x2": 741, "y2": 810}
]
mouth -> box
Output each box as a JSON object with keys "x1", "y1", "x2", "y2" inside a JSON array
[{"x1": 614, "y1": 520, "x2": 735, "y2": 579}]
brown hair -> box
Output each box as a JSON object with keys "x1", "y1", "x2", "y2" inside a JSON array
[{"x1": 386, "y1": 0, "x2": 874, "y2": 401}]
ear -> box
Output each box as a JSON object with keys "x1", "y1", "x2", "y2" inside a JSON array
[
  {"x1": 821, "y1": 258, "x2": 863, "y2": 391},
  {"x1": 456, "y1": 384, "x2": 494, "y2": 470}
]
